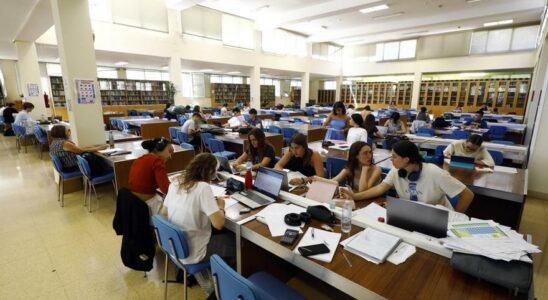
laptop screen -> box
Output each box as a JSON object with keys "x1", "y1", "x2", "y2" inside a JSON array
[
  {"x1": 386, "y1": 197, "x2": 448, "y2": 238},
  {"x1": 253, "y1": 167, "x2": 284, "y2": 198},
  {"x1": 451, "y1": 155, "x2": 475, "y2": 165}
]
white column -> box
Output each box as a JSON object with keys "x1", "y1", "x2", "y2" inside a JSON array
[
  {"x1": 0, "y1": 60, "x2": 21, "y2": 102},
  {"x1": 14, "y1": 41, "x2": 47, "y2": 118},
  {"x1": 50, "y1": 0, "x2": 104, "y2": 146},
  {"x1": 300, "y1": 72, "x2": 310, "y2": 109},
  {"x1": 249, "y1": 66, "x2": 261, "y2": 109},
  {"x1": 169, "y1": 56, "x2": 183, "y2": 105},
  {"x1": 335, "y1": 75, "x2": 343, "y2": 103},
  {"x1": 411, "y1": 71, "x2": 422, "y2": 110}
]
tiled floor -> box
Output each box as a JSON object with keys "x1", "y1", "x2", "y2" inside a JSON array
[{"x1": 0, "y1": 134, "x2": 546, "y2": 299}]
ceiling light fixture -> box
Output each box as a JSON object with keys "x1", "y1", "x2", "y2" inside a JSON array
[
  {"x1": 483, "y1": 19, "x2": 513, "y2": 27},
  {"x1": 227, "y1": 71, "x2": 241, "y2": 74},
  {"x1": 402, "y1": 30, "x2": 429, "y2": 36},
  {"x1": 466, "y1": 0, "x2": 481, "y2": 3},
  {"x1": 372, "y1": 12, "x2": 404, "y2": 20},
  {"x1": 161, "y1": 66, "x2": 169, "y2": 70},
  {"x1": 360, "y1": 4, "x2": 389, "y2": 14},
  {"x1": 199, "y1": 69, "x2": 215, "y2": 73},
  {"x1": 115, "y1": 61, "x2": 128, "y2": 66}
]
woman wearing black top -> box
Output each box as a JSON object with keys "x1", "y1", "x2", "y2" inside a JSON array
[
  {"x1": 2, "y1": 103, "x2": 18, "y2": 136},
  {"x1": 232, "y1": 128, "x2": 276, "y2": 171},
  {"x1": 275, "y1": 133, "x2": 324, "y2": 184},
  {"x1": 364, "y1": 114, "x2": 382, "y2": 138}
]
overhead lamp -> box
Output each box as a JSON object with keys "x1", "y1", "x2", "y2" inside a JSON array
[
  {"x1": 115, "y1": 61, "x2": 128, "y2": 66},
  {"x1": 483, "y1": 19, "x2": 513, "y2": 27},
  {"x1": 466, "y1": 0, "x2": 481, "y2": 3},
  {"x1": 372, "y1": 12, "x2": 404, "y2": 20},
  {"x1": 360, "y1": 4, "x2": 389, "y2": 14},
  {"x1": 402, "y1": 30, "x2": 428, "y2": 36},
  {"x1": 199, "y1": 69, "x2": 215, "y2": 73},
  {"x1": 227, "y1": 71, "x2": 241, "y2": 74},
  {"x1": 161, "y1": 66, "x2": 169, "y2": 70}
]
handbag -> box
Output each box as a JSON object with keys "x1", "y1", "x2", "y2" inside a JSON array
[
  {"x1": 306, "y1": 205, "x2": 336, "y2": 224},
  {"x1": 226, "y1": 178, "x2": 244, "y2": 193}
]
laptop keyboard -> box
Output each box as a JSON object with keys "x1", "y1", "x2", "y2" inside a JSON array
[{"x1": 240, "y1": 191, "x2": 271, "y2": 204}]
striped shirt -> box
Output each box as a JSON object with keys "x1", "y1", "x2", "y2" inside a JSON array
[{"x1": 50, "y1": 139, "x2": 78, "y2": 170}]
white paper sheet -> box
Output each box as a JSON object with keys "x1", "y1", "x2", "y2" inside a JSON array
[
  {"x1": 255, "y1": 203, "x2": 306, "y2": 237},
  {"x1": 353, "y1": 203, "x2": 386, "y2": 221},
  {"x1": 493, "y1": 166, "x2": 518, "y2": 174},
  {"x1": 293, "y1": 228, "x2": 341, "y2": 263}
]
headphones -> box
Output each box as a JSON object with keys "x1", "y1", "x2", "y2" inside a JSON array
[
  {"x1": 398, "y1": 163, "x2": 422, "y2": 182},
  {"x1": 284, "y1": 212, "x2": 311, "y2": 226},
  {"x1": 154, "y1": 137, "x2": 169, "y2": 152}
]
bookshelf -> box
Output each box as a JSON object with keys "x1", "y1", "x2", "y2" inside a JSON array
[
  {"x1": 261, "y1": 85, "x2": 275, "y2": 107},
  {"x1": 210, "y1": 83, "x2": 251, "y2": 107},
  {"x1": 49, "y1": 76, "x2": 170, "y2": 107},
  {"x1": 290, "y1": 87, "x2": 301, "y2": 105},
  {"x1": 340, "y1": 81, "x2": 413, "y2": 109},
  {"x1": 418, "y1": 78, "x2": 530, "y2": 116},
  {"x1": 317, "y1": 90, "x2": 336, "y2": 104}
]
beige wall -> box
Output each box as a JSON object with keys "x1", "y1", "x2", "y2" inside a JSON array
[{"x1": 0, "y1": 60, "x2": 21, "y2": 102}]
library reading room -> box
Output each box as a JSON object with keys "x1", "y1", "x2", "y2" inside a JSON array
[{"x1": 1, "y1": 0, "x2": 548, "y2": 299}]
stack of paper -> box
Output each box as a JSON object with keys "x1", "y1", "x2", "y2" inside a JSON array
[
  {"x1": 434, "y1": 205, "x2": 470, "y2": 223},
  {"x1": 441, "y1": 220, "x2": 541, "y2": 262},
  {"x1": 255, "y1": 203, "x2": 306, "y2": 237},
  {"x1": 293, "y1": 228, "x2": 341, "y2": 263},
  {"x1": 353, "y1": 203, "x2": 386, "y2": 220},
  {"x1": 340, "y1": 227, "x2": 401, "y2": 264}
]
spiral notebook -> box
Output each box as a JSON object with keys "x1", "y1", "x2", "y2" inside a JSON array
[{"x1": 342, "y1": 227, "x2": 401, "y2": 264}]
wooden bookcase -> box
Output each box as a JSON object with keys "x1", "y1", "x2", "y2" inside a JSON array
[
  {"x1": 290, "y1": 87, "x2": 301, "y2": 105},
  {"x1": 418, "y1": 78, "x2": 530, "y2": 116},
  {"x1": 340, "y1": 81, "x2": 413, "y2": 109},
  {"x1": 317, "y1": 90, "x2": 336, "y2": 104},
  {"x1": 260, "y1": 85, "x2": 275, "y2": 107},
  {"x1": 210, "y1": 83, "x2": 251, "y2": 107},
  {"x1": 49, "y1": 76, "x2": 170, "y2": 107}
]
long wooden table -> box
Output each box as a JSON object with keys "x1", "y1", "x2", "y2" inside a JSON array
[
  {"x1": 269, "y1": 121, "x2": 326, "y2": 143},
  {"x1": 96, "y1": 141, "x2": 194, "y2": 191},
  {"x1": 115, "y1": 117, "x2": 177, "y2": 140},
  {"x1": 213, "y1": 131, "x2": 284, "y2": 157}
]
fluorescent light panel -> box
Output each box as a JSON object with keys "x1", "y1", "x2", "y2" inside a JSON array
[
  {"x1": 115, "y1": 61, "x2": 128, "y2": 66},
  {"x1": 360, "y1": 4, "x2": 389, "y2": 14},
  {"x1": 483, "y1": 19, "x2": 513, "y2": 27},
  {"x1": 373, "y1": 12, "x2": 404, "y2": 20},
  {"x1": 227, "y1": 71, "x2": 241, "y2": 74}
]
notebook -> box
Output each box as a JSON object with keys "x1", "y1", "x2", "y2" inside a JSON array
[
  {"x1": 305, "y1": 178, "x2": 338, "y2": 204},
  {"x1": 342, "y1": 227, "x2": 401, "y2": 264}
]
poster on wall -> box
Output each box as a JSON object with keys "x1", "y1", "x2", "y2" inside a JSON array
[
  {"x1": 26, "y1": 83, "x2": 40, "y2": 97},
  {"x1": 75, "y1": 79, "x2": 97, "y2": 104}
]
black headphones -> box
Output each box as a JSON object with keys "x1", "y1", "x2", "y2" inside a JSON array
[
  {"x1": 284, "y1": 212, "x2": 311, "y2": 226},
  {"x1": 398, "y1": 163, "x2": 423, "y2": 182},
  {"x1": 154, "y1": 137, "x2": 169, "y2": 152}
]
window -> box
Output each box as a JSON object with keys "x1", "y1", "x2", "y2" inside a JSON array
[
  {"x1": 210, "y1": 74, "x2": 222, "y2": 83},
  {"x1": 324, "y1": 81, "x2": 336, "y2": 90},
  {"x1": 262, "y1": 29, "x2": 307, "y2": 56},
  {"x1": 290, "y1": 80, "x2": 301, "y2": 87},
  {"x1": 222, "y1": 14, "x2": 254, "y2": 49},
  {"x1": 192, "y1": 73, "x2": 205, "y2": 97},
  {"x1": 374, "y1": 39, "x2": 416, "y2": 61},
  {"x1": 383, "y1": 42, "x2": 399, "y2": 60},
  {"x1": 89, "y1": 0, "x2": 112, "y2": 22},
  {"x1": 97, "y1": 67, "x2": 117, "y2": 79},
  {"x1": 486, "y1": 28, "x2": 512, "y2": 52},
  {"x1": 273, "y1": 80, "x2": 280, "y2": 97},
  {"x1": 511, "y1": 25, "x2": 538, "y2": 50},
  {"x1": 144, "y1": 70, "x2": 162, "y2": 80},
  {"x1": 182, "y1": 73, "x2": 192, "y2": 97},
  {"x1": 46, "y1": 63, "x2": 62, "y2": 76},
  {"x1": 127, "y1": 69, "x2": 145, "y2": 80},
  {"x1": 181, "y1": 6, "x2": 222, "y2": 40},
  {"x1": 233, "y1": 76, "x2": 244, "y2": 84},
  {"x1": 399, "y1": 39, "x2": 417, "y2": 59},
  {"x1": 470, "y1": 25, "x2": 539, "y2": 54},
  {"x1": 110, "y1": 0, "x2": 168, "y2": 32},
  {"x1": 312, "y1": 43, "x2": 342, "y2": 62},
  {"x1": 222, "y1": 75, "x2": 233, "y2": 83}
]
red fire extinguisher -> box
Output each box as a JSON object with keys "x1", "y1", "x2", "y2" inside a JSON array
[{"x1": 43, "y1": 92, "x2": 50, "y2": 108}]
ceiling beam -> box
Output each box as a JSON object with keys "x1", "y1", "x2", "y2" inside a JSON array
[{"x1": 14, "y1": 0, "x2": 53, "y2": 42}]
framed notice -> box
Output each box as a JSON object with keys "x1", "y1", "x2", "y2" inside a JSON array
[
  {"x1": 27, "y1": 83, "x2": 40, "y2": 97},
  {"x1": 75, "y1": 79, "x2": 97, "y2": 104}
]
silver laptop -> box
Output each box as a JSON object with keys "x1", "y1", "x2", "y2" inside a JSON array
[
  {"x1": 214, "y1": 154, "x2": 238, "y2": 174},
  {"x1": 231, "y1": 167, "x2": 284, "y2": 209},
  {"x1": 386, "y1": 197, "x2": 449, "y2": 238}
]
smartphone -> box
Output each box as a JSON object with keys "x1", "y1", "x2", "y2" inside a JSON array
[{"x1": 298, "y1": 243, "x2": 330, "y2": 257}]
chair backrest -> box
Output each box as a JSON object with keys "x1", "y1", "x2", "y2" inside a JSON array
[
  {"x1": 435, "y1": 145, "x2": 447, "y2": 156},
  {"x1": 208, "y1": 139, "x2": 225, "y2": 153},
  {"x1": 33, "y1": 126, "x2": 49, "y2": 143},
  {"x1": 318, "y1": 114, "x2": 328, "y2": 118},
  {"x1": 177, "y1": 115, "x2": 187, "y2": 126},
  {"x1": 75, "y1": 155, "x2": 93, "y2": 178},
  {"x1": 12, "y1": 124, "x2": 26, "y2": 136},
  {"x1": 268, "y1": 125, "x2": 282, "y2": 134},
  {"x1": 310, "y1": 119, "x2": 323, "y2": 126},
  {"x1": 326, "y1": 157, "x2": 347, "y2": 179},
  {"x1": 281, "y1": 127, "x2": 297, "y2": 139},
  {"x1": 452, "y1": 130, "x2": 470, "y2": 139},
  {"x1": 280, "y1": 112, "x2": 289, "y2": 117},
  {"x1": 50, "y1": 153, "x2": 65, "y2": 173},
  {"x1": 446, "y1": 194, "x2": 460, "y2": 209},
  {"x1": 411, "y1": 120, "x2": 427, "y2": 133},
  {"x1": 201, "y1": 132, "x2": 214, "y2": 145},
  {"x1": 293, "y1": 118, "x2": 304, "y2": 123},
  {"x1": 491, "y1": 140, "x2": 514, "y2": 145},
  {"x1": 180, "y1": 142, "x2": 194, "y2": 150},
  {"x1": 243, "y1": 114, "x2": 250, "y2": 121},
  {"x1": 169, "y1": 127, "x2": 180, "y2": 141},
  {"x1": 151, "y1": 215, "x2": 190, "y2": 262},
  {"x1": 210, "y1": 254, "x2": 262, "y2": 300},
  {"x1": 325, "y1": 128, "x2": 345, "y2": 141},
  {"x1": 177, "y1": 131, "x2": 190, "y2": 143},
  {"x1": 489, "y1": 125, "x2": 507, "y2": 135},
  {"x1": 367, "y1": 137, "x2": 373, "y2": 145},
  {"x1": 110, "y1": 118, "x2": 118, "y2": 129},
  {"x1": 488, "y1": 150, "x2": 504, "y2": 166},
  {"x1": 416, "y1": 127, "x2": 434, "y2": 137},
  {"x1": 443, "y1": 113, "x2": 454, "y2": 120}
]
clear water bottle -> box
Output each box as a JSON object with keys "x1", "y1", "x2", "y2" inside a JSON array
[
  {"x1": 341, "y1": 200, "x2": 352, "y2": 233},
  {"x1": 108, "y1": 131, "x2": 114, "y2": 148}
]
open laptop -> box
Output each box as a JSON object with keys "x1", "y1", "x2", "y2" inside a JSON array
[
  {"x1": 449, "y1": 155, "x2": 475, "y2": 170},
  {"x1": 231, "y1": 167, "x2": 284, "y2": 209},
  {"x1": 306, "y1": 178, "x2": 338, "y2": 203},
  {"x1": 386, "y1": 197, "x2": 449, "y2": 238},
  {"x1": 214, "y1": 154, "x2": 238, "y2": 174}
]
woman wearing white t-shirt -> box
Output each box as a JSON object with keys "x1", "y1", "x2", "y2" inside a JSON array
[
  {"x1": 341, "y1": 140, "x2": 474, "y2": 213},
  {"x1": 346, "y1": 114, "x2": 368, "y2": 145},
  {"x1": 162, "y1": 153, "x2": 234, "y2": 295}
]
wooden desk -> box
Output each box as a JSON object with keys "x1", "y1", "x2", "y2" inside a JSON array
[
  {"x1": 40, "y1": 123, "x2": 140, "y2": 145},
  {"x1": 270, "y1": 121, "x2": 326, "y2": 143},
  {"x1": 214, "y1": 132, "x2": 283, "y2": 157},
  {"x1": 306, "y1": 141, "x2": 392, "y2": 163},
  {"x1": 103, "y1": 113, "x2": 125, "y2": 129},
  {"x1": 207, "y1": 116, "x2": 231, "y2": 125},
  {"x1": 97, "y1": 141, "x2": 194, "y2": 191},
  {"x1": 117, "y1": 117, "x2": 177, "y2": 140}
]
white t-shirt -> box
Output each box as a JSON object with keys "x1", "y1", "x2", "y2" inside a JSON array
[
  {"x1": 182, "y1": 119, "x2": 197, "y2": 135},
  {"x1": 382, "y1": 163, "x2": 466, "y2": 210},
  {"x1": 443, "y1": 140, "x2": 495, "y2": 167},
  {"x1": 227, "y1": 115, "x2": 245, "y2": 128},
  {"x1": 220, "y1": 107, "x2": 228, "y2": 116},
  {"x1": 163, "y1": 181, "x2": 220, "y2": 264},
  {"x1": 346, "y1": 127, "x2": 368, "y2": 145}
]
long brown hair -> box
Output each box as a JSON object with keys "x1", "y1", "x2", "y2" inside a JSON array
[
  {"x1": 291, "y1": 133, "x2": 313, "y2": 166},
  {"x1": 177, "y1": 153, "x2": 218, "y2": 192},
  {"x1": 247, "y1": 128, "x2": 269, "y2": 163},
  {"x1": 345, "y1": 141, "x2": 373, "y2": 191}
]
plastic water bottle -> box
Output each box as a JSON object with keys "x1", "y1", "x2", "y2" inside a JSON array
[
  {"x1": 341, "y1": 200, "x2": 352, "y2": 233},
  {"x1": 108, "y1": 131, "x2": 114, "y2": 148},
  {"x1": 244, "y1": 161, "x2": 253, "y2": 189}
]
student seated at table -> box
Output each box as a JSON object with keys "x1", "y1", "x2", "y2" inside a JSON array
[
  {"x1": 14, "y1": 102, "x2": 38, "y2": 134},
  {"x1": 360, "y1": 105, "x2": 372, "y2": 120},
  {"x1": 364, "y1": 114, "x2": 383, "y2": 138},
  {"x1": 346, "y1": 104, "x2": 355, "y2": 116},
  {"x1": 162, "y1": 153, "x2": 235, "y2": 296},
  {"x1": 2, "y1": 102, "x2": 18, "y2": 136},
  {"x1": 182, "y1": 113, "x2": 203, "y2": 147},
  {"x1": 220, "y1": 103, "x2": 229, "y2": 116},
  {"x1": 224, "y1": 107, "x2": 246, "y2": 128},
  {"x1": 193, "y1": 105, "x2": 207, "y2": 120},
  {"x1": 275, "y1": 133, "x2": 324, "y2": 184},
  {"x1": 453, "y1": 105, "x2": 463, "y2": 113},
  {"x1": 341, "y1": 140, "x2": 474, "y2": 213},
  {"x1": 347, "y1": 114, "x2": 368, "y2": 145},
  {"x1": 384, "y1": 112, "x2": 407, "y2": 134},
  {"x1": 128, "y1": 137, "x2": 174, "y2": 214},
  {"x1": 478, "y1": 103, "x2": 491, "y2": 114},
  {"x1": 246, "y1": 108, "x2": 263, "y2": 129},
  {"x1": 443, "y1": 134, "x2": 495, "y2": 167},
  {"x1": 322, "y1": 101, "x2": 350, "y2": 132},
  {"x1": 232, "y1": 128, "x2": 275, "y2": 171},
  {"x1": 466, "y1": 111, "x2": 488, "y2": 129},
  {"x1": 49, "y1": 125, "x2": 109, "y2": 172},
  {"x1": 416, "y1": 107, "x2": 430, "y2": 123},
  {"x1": 331, "y1": 141, "x2": 381, "y2": 193}
]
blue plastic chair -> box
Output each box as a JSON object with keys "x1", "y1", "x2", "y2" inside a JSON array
[
  {"x1": 110, "y1": 118, "x2": 119, "y2": 130},
  {"x1": 441, "y1": 134, "x2": 456, "y2": 139},
  {"x1": 201, "y1": 132, "x2": 214, "y2": 152},
  {"x1": 13, "y1": 124, "x2": 35, "y2": 153},
  {"x1": 488, "y1": 126, "x2": 507, "y2": 140},
  {"x1": 462, "y1": 117, "x2": 474, "y2": 123},
  {"x1": 177, "y1": 115, "x2": 187, "y2": 126},
  {"x1": 33, "y1": 125, "x2": 49, "y2": 159},
  {"x1": 152, "y1": 215, "x2": 211, "y2": 300},
  {"x1": 75, "y1": 155, "x2": 115, "y2": 212},
  {"x1": 488, "y1": 150, "x2": 504, "y2": 166},
  {"x1": 417, "y1": 127, "x2": 435, "y2": 137},
  {"x1": 310, "y1": 119, "x2": 323, "y2": 126},
  {"x1": 169, "y1": 127, "x2": 181, "y2": 144},
  {"x1": 243, "y1": 114, "x2": 250, "y2": 121},
  {"x1": 326, "y1": 157, "x2": 346, "y2": 179},
  {"x1": 128, "y1": 109, "x2": 138, "y2": 116},
  {"x1": 177, "y1": 131, "x2": 190, "y2": 144},
  {"x1": 280, "y1": 112, "x2": 289, "y2": 117},
  {"x1": 435, "y1": 145, "x2": 447, "y2": 156},
  {"x1": 281, "y1": 127, "x2": 297, "y2": 146},
  {"x1": 50, "y1": 154, "x2": 82, "y2": 207},
  {"x1": 452, "y1": 130, "x2": 470, "y2": 140},
  {"x1": 267, "y1": 125, "x2": 282, "y2": 134},
  {"x1": 491, "y1": 140, "x2": 514, "y2": 145},
  {"x1": 443, "y1": 113, "x2": 454, "y2": 120},
  {"x1": 293, "y1": 118, "x2": 304, "y2": 123},
  {"x1": 180, "y1": 142, "x2": 195, "y2": 150},
  {"x1": 318, "y1": 114, "x2": 328, "y2": 118},
  {"x1": 367, "y1": 137, "x2": 373, "y2": 146},
  {"x1": 210, "y1": 254, "x2": 305, "y2": 300},
  {"x1": 208, "y1": 139, "x2": 236, "y2": 159},
  {"x1": 325, "y1": 128, "x2": 345, "y2": 141}
]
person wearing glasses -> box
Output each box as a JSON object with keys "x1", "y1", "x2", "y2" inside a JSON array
[{"x1": 128, "y1": 137, "x2": 174, "y2": 214}]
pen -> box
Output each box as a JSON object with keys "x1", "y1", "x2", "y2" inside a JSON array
[
  {"x1": 322, "y1": 240, "x2": 330, "y2": 247},
  {"x1": 311, "y1": 228, "x2": 315, "y2": 239},
  {"x1": 341, "y1": 248, "x2": 353, "y2": 267}
]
